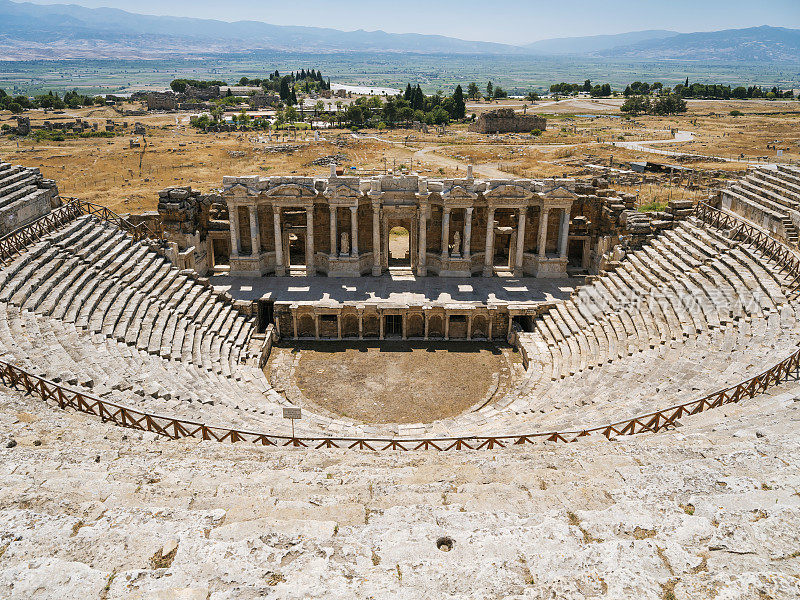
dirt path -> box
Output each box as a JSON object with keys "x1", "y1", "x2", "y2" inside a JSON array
[{"x1": 413, "y1": 146, "x2": 513, "y2": 178}]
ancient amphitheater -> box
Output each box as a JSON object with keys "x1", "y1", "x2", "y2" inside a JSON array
[{"x1": 1, "y1": 158, "x2": 800, "y2": 599}]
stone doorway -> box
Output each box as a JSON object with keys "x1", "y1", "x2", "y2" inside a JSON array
[
  {"x1": 211, "y1": 237, "x2": 230, "y2": 267},
  {"x1": 492, "y1": 226, "x2": 515, "y2": 272},
  {"x1": 385, "y1": 314, "x2": 403, "y2": 337},
  {"x1": 285, "y1": 230, "x2": 306, "y2": 272},
  {"x1": 388, "y1": 226, "x2": 411, "y2": 268}
]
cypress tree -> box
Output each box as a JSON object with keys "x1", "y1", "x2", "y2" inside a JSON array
[{"x1": 452, "y1": 85, "x2": 466, "y2": 120}]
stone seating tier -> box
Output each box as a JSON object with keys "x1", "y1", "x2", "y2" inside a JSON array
[{"x1": 1, "y1": 212, "x2": 798, "y2": 440}]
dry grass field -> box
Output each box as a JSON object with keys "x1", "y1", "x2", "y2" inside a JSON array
[{"x1": 1, "y1": 97, "x2": 798, "y2": 214}]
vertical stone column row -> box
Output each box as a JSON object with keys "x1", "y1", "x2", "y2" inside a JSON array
[
  {"x1": 372, "y1": 203, "x2": 381, "y2": 276},
  {"x1": 329, "y1": 206, "x2": 337, "y2": 257},
  {"x1": 305, "y1": 207, "x2": 315, "y2": 276},
  {"x1": 248, "y1": 205, "x2": 260, "y2": 257},
  {"x1": 417, "y1": 204, "x2": 427, "y2": 276},
  {"x1": 229, "y1": 202, "x2": 240, "y2": 257},
  {"x1": 463, "y1": 207, "x2": 473, "y2": 260},
  {"x1": 350, "y1": 206, "x2": 359, "y2": 257},
  {"x1": 514, "y1": 207, "x2": 526, "y2": 277},
  {"x1": 558, "y1": 206, "x2": 571, "y2": 258},
  {"x1": 538, "y1": 208, "x2": 549, "y2": 258},
  {"x1": 441, "y1": 207, "x2": 450, "y2": 260},
  {"x1": 273, "y1": 207, "x2": 285, "y2": 276},
  {"x1": 483, "y1": 207, "x2": 496, "y2": 277}
]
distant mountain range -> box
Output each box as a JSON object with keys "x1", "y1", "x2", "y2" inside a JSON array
[
  {"x1": 595, "y1": 26, "x2": 800, "y2": 62},
  {"x1": 525, "y1": 30, "x2": 679, "y2": 55},
  {"x1": 0, "y1": 0, "x2": 798, "y2": 62}
]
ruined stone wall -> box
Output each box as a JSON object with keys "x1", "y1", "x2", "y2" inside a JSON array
[
  {"x1": 469, "y1": 108, "x2": 547, "y2": 134},
  {"x1": 146, "y1": 92, "x2": 177, "y2": 111},
  {"x1": 155, "y1": 174, "x2": 665, "y2": 276}
]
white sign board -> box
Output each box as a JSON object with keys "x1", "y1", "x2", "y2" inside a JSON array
[{"x1": 283, "y1": 407, "x2": 302, "y2": 420}]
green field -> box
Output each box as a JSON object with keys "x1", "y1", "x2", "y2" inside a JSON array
[{"x1": 1, "y1": 52, "x2": 798, "y2": 97}]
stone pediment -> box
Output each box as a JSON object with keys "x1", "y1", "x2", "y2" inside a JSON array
[
  {"x1": 542, "y1": 186, "x2": 578, "y2": 199},
  {"x1": 223, "y1": 183, "x2": 255, "y2": 197},
  {"x1": 442, "y1": 186, "x2": 478, "y2": 200},
  {"x1": 265, "y1": 183, "x2": 317, "y2": 198},
  {"x1": 324, "y1": 183, "x2": 361, "y2": 199},
  {"x1": 484, "y1": 184, "x2": 533, "y2": 200}
]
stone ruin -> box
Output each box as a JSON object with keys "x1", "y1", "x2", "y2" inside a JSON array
[
  {"x1": 0, "y1": 160, "x2": 799, "y2": 598},
  {"x1": 0, "y1": 159, "x2": 61, "y2": 235},
  {"x1": 145, "y1": 92, "x2": 177, "y2": 111},
  {"x1": 469, "y1": 108, "x2": 547, "y2": 134}
]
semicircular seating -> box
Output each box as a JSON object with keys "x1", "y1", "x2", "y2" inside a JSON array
[{"x1": 1, "y1": 207, "x2": 799, "y2": 440}]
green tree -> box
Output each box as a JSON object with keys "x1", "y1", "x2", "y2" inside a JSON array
[
  {"x1": 8, "y1": 102, "x2": 23, "y2": 114},
  {"x1": 398, "y1": 106, "x2": 414, "y2": 125},
  {"x1": 452, "y1": 85, "x2": 466, "y2": 120},
  {"x1": 279, "y1": 77, "x2": 291, "y2": 101},
  {"x1": 467, "y1": 82, "x2": 480, "y2": 100},
  {"x1": 620, "y1": 95, "x2": 651, "y2": 115},
  {"x1": 486, "y1": 81, "x2": 494, "y2": 99}
]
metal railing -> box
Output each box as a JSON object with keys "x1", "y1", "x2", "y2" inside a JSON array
[
  {"x1": 1, "y1": 347, "x2": 797, "y2": 449},
  {"x1": 0, "y1": 198, "x2": 163, "y2": 267},
  {"x1": 0, "y1": 200, "x2": 798, "y2": 449},
  {"x1": 64, "y1": 198, "x2": 164, "y2": 243},
  {"x1": 693, "y1": 202, "x2": 800, "y2": 299},
  {"x1": 0, "y1": 201, "x2": 83, "y2": 265}
]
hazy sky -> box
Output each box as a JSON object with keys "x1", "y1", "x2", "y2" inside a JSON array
[{"x1": 25, "y1": 0, "x2": 800, "y2": 45}]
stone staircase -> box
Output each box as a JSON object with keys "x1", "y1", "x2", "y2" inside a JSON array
[{"x1": 724, "y1": 165, "x2": 800, "y2": 245}]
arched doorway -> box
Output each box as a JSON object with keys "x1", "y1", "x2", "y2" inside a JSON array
[{"x1": 388, "y1": 226, "x2": 410, "y2": 268}]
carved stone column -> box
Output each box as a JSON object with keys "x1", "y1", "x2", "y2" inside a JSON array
[
  {"x1": 372, "y1": 203, "x2": 381, "y2": 276},
  {"x1": 417, "y1": 205, "x2": 428, "y2": 276},
  {"x1": 463, "y1": 207, "x2": 473, "y2": 260},
  {"x1": 441, "y1": 207, "x2": 450, "y2": 260},
  {"x1": 350, "y1": 205, "x2": 359, "y2": 257},
  {"x1": 273, "y1": 206, "x2": 285, "y2": 276},
  {"x1": 229, "y1": 203, "x2": 240, "y2": 257},
  {"x1": 558, "y1": 206, "x2": 571, "y2": 258},
  {"x1": 329, "y1": 205, "x2": 337, "y2": 257},
  {"x1": 538, "y1": 208, "x2": 550, "y2": 258},
  {"x1": 483, "y1": 207, "x2": 496, "y2": 277},
  {"x1": 248, "y1": 204, "x2": 260, "y2": 257},
  {"x1": 381, "y1": 217, "x2": 389, "y2": 270},
  {"x1": 514, "y1": 207, "x2": 527, "y2": 277},
  {"x1": 305, "y1": 206, "x2": 315, "y2": 276}
]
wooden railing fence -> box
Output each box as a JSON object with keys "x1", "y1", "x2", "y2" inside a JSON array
[{"x1": 0, "y1": 200, "x2": 797, "y2": 449}]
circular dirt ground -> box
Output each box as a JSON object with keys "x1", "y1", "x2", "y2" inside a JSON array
[{"x1": 267, "y1": 341, "x2": 520, "y2": 424}]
